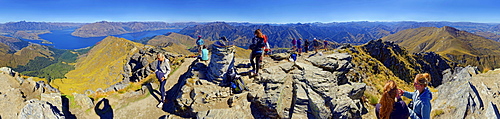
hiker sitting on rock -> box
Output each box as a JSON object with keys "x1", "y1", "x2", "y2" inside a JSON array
[
  {"x1": 376, "y1": 80, "x2": 409, "y2": 119},
  {"x1": 400, "y1": 73, "x2": 433, "y2": 119},
  {"x1": 153, "y1": 53, "x2": 171, "y2": 108},
  {"x1": 201, "y1": 45, "x2": 209, "y2": 61}
]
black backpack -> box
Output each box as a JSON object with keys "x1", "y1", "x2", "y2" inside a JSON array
[{"x1": 252, "y1": 36, "x2": 266, "y2": 51}]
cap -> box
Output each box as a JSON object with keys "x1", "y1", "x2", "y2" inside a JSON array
[{"x1": 198, "y1": 35, "x2": 202, "y2": 38}]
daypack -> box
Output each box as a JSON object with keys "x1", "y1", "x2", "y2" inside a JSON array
[
  {"x1": 226, "y1": 67, "x2": 246, "y2": 94},
  {"x1": 252, "y1": 35, "x2": 267, "y2": 51}
]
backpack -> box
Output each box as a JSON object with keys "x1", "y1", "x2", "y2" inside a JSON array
[
  {"x1": 226, "y1": 67, "x2": 246, "y2": 94},
  {"x1": 252, "y1": 35, "x2": 267, "y2": 51}
]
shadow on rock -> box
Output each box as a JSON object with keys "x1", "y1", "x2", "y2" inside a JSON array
[
  {"x1": 161, "y1": 59, "x2": 196, "y2": 118},
  {"x1": 61, "y1": 96, "x2": 76, "y2": 119},
  {"x1": 145, "y1": 83, "x2": 161, "y2": 102},
  {"x1": 95, "y1": 98, "x2": 113, "y2": 119}
]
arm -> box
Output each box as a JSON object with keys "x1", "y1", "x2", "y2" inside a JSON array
[
  {"x1": 420, "y1": 101, "x2": 432, "y2": 119},
  {"x1": 402, "y1": 91, "x2": 414, "y2": 99},
  {"x1": 163, "y1": 59, "x2": 171, "y2": 78}
]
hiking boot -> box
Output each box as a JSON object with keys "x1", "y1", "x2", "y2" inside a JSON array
[{"x1": 157, "y1": 102, "x2": 163, "y2": 108}]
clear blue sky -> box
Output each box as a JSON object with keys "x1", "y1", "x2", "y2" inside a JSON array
[{"x1": 1, "y1": 0, "x2": 499, "y2": 23}]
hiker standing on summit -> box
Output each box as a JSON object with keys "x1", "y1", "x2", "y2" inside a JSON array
[
  {"x1": 154, "y1": 53, "x2": 171, "y2": 108},
  {"x1": 249, "y1": 29, "x2": 267, "y2": 76},
  {"x1": 196, "y1": 35, "x2": 204, "y2": 55}
]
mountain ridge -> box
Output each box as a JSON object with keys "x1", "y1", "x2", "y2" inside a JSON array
[
  {"x1": 383, "y1": 26, "x2": 500, "y2": 71},
  {"x1": 51, "y1": 36, "x2": 144, "y2": 94},
  {"x1": 71, "y1": 21, "x2": 200, "y2": 37}
]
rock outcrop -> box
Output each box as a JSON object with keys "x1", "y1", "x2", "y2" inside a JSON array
[
  {"x1": 0, "y1": 67, "x2": 65, "y2": 119},
  {"x1": 166, "y1": 51, "x2": 367, "y2": 118},
  {"x1": 432, "y1": 66, "x2": 500, "y2": 119},
  {"x1": 361, "y1": 39, "x2": 453, "y2": 86},
  {"x1": 19, "y1": 99, "x2": 65, "y2": 119}
]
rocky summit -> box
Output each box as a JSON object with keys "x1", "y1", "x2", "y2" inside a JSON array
[{"x1": 1, "y1": 34, "x2": 500, "y2": 119}]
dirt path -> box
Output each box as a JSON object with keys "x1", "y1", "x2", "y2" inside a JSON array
[{"x1": 86, "y1": 58, "x2": 197, "y2": 119}]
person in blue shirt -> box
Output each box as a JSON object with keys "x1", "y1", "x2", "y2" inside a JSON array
[
  {"x1": 196, "y1": 35, "x2": 204, "y2": 54},
  {"x1": 401, "y1": 73, "x2": 433, "y2": 119},
  {"x1": 201, "y1": 45, "x2": 209, "y2": 61}
]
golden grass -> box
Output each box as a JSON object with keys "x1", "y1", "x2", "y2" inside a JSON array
[{"x1": 52, "y1": 36, "x2": 144, "y2": 94}]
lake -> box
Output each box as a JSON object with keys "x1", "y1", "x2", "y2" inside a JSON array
[{"x1": 34, "y1": 29, "x2": 181, "y2": 49}]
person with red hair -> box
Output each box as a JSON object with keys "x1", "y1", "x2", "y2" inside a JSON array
[{"x1": 376, "y1": 80, "x2": 409, "y2": 119}]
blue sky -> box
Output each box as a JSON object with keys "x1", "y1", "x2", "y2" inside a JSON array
[{"x1": 1, "y1": 0, "x2": 499, "y2": 23}]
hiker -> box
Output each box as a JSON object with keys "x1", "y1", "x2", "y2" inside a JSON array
[
  {"x1": 291, "y1": 38, "x2": 297, "y2": 50},
  {"x1": 196, "y1": 35, "x2": 204, "y2": 55},
  {"x1": 249, "y1": 29, "x2": 267, "y2": 76},
  {"x1": 313, "y1": 38, "x2": 322, "y2": 53},
  {"x1": 201, "y1": 45, "x2": 209, "y2": 61},
  {"x1": 154, "y1": 53, "x2": 171, "y2": 108},
  {"x1": 304, "y1": 39, "x2": 310, "y2": 53},
  {"x1": 400, "y1": 73, "x2": 433, "y2": 119},
  {"x1": 297, "y1": 38, "x2": 302, "y2": 55},
  {"x1": 323, "y1": 40, "x2": 328, "y2": 51},
  {"x1": 376, "y1": 80, "x2": 409, "y2": 119},
  {"x1": 264, "y1": 38, "x2": 272, "y2": 56}
]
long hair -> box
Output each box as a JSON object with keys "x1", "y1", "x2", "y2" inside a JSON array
[
  {"x1": 379, "y1": 80, "x2": 398, "y2": 119},
  {"x1": 254, "y1": 29, "x2": 264, "y2": 38},
  {"x1": 415, "y1": 73, "x2": 432, "y2": 86}
]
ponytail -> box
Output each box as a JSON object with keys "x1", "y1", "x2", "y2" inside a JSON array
[
  {"x1": 379, "y1": 80, "x2": 397, "y2": 119},
  {"x1": 416, "y1": 73, "x2": 432, "y2": 86}
]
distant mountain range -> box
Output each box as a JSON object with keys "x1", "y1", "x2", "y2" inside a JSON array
[
  {"x1": 71, "y1": 21, "x2": 201, "y2": 37},
  {"x1": 177, "y1": 21, "x2": 500, "y2": 48},
  {"x1": 0, "y1": 21, "x2": 82, "y2": 40},
  {"x1": 383, "y1": 26, "x2": 500, "y2": 71}
]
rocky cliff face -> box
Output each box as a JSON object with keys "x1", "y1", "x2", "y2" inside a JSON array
[
  {"x1": 432, "y1": 66, "x2": 500, "y2": 119},
  {"x1": 361, "y1": 39, "x2": 453, "y2": 86},
  {"x1": 0, "y1": 67, "x2": 66, "y2": 119}
]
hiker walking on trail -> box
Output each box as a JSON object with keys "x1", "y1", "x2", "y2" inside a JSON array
[
  {"x1": 196, "y1": 35, "x2": 204, "y2": 55},
  {"x1": 249, "y1": 29, "x2": 267, "y2": 76},
  {"x1": 291, "y1": 38, "x2": 297, "y2": 51},
  {"x1": 154, "y1": 53, "x2": 171, "y2": 108}
]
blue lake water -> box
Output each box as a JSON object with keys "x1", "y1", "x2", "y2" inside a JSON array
[{"x1": 32, "y1": 29, "x2": 181, "y2": 49}]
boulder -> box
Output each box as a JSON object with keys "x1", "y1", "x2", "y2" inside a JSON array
[
  {"x1": 270, "y1": 53, "x2": 290, "y2": 61},
  {"x1": 442, "y1": 66, "x2": 479, "y2": 83},
  {"x1": 484, "y1": 102, "x2": 500, "y2": 119},
  {"x1": 0, "y1": 67, "x2": 15, "y2": 76},
  {"x1": 19, "y1": 99, "x2": 65, "y2": 119},
  {"x1": 433, "y1": 81, "x2": 484, "y2": 119},
  {"x1": 73, "y1": 93, "x2": 94, "y2": 110},
  {"x1": 41, "y1": 93, "x2": 63, "y2": 114}
]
